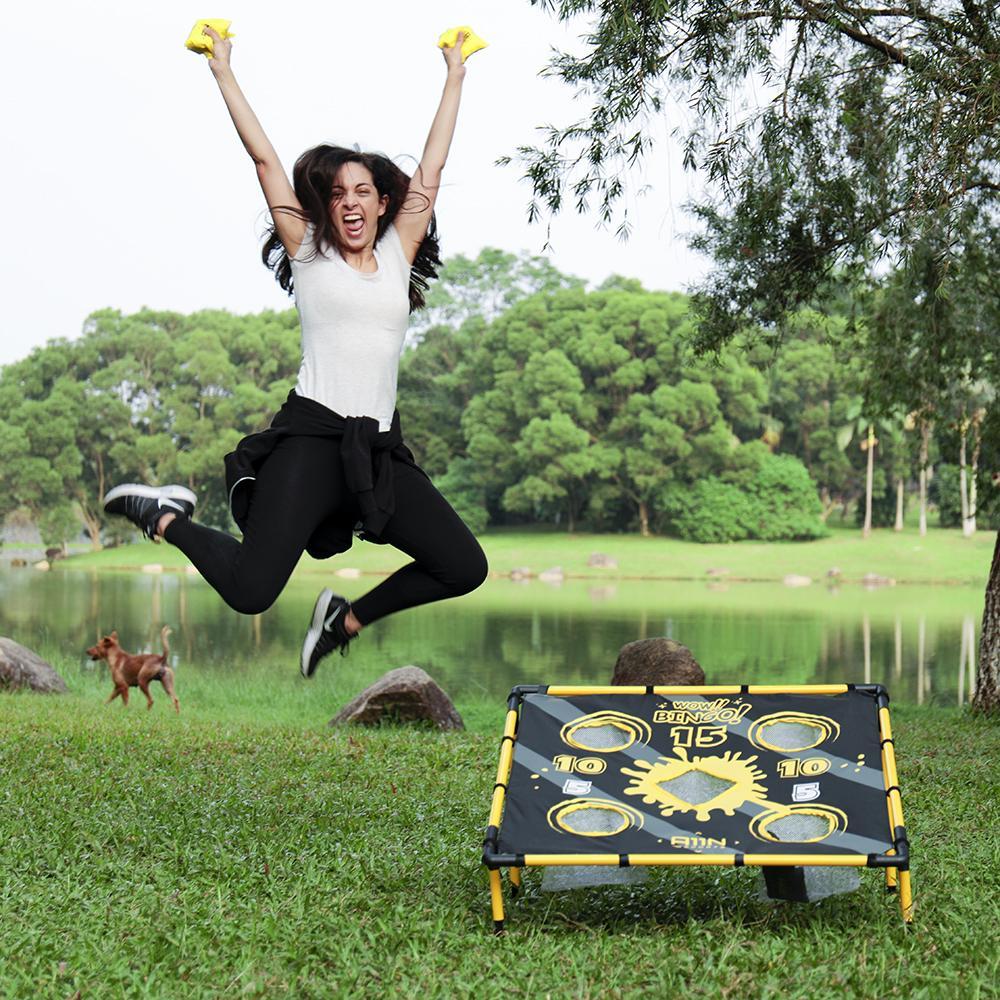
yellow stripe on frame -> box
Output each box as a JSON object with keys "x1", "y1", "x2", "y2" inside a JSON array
[
  {"x1": 747, "y1": 685, "x2": 850, "y2": 695},
  {"x1": 539, "y1": 684, "x2": 852, "y2": 697},
  {"x1": 519, "y1": 853, "x2": 871, "y2": 867}
]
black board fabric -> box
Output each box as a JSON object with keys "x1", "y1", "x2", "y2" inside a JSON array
[{"x1": 498, "y1": 691, "x2": 892, "y2": 859}]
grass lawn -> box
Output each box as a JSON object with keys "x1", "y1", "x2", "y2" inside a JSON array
[
  {"x1": 1, "y1": 661, "x2": 998, "y2": 998},
  {"x1": 56, "y1": 525, "x2": 997, "y2": 587}
]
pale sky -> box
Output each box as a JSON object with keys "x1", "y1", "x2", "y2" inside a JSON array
[{"x1": 1, "y1": 1, "x2": 714, "y2": 369}]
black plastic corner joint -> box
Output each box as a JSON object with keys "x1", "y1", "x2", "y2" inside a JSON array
[
  {"x1": 894, "y1": 827, "x2": 911, "y2": 864},
  {"x1": 618, "y1": 854, "x2": 630, "y2": 868},
  {"x1": 483, "y1": 824, "x2": 499, "y2": 850},
  {"x1": 510, "y1": 685, "x2": 546, "y2": 706},
  {"x1": 483, "y1": 851, "x2": 518, "y2": 869}
]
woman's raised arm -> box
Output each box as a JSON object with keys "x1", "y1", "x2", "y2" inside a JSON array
[
  {"x1": 202, "y1": 26, "x2": 305, "y2": 257},
  {"x1": 395, "y1": 34, "x2": 468, "y2": 263}
]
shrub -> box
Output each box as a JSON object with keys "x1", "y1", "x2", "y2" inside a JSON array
[
  {"x1": 663, "y1": 448, "x2": 827, "y2": 542},
  {"x1": 662, "y1": 479, "x2": 753, "y2": 543},
  {"x1": 742, "y1": 453, "x2": 827, "y2": 540}
]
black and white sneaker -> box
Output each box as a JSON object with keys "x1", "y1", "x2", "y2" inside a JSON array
[
  {"x1": 103, "y1": 483, "x2": 197, "y2": 541},
  {"x1": 300, "y1": 588, "x2": 356, "y2": 678}
]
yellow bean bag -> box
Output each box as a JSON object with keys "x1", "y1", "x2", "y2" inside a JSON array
[
  {"x1": 185, "y1": 19, "x2": 235, "y2": 57},
  {"x1": 437, "y1": 25, "x2": 487, "y2": 62}
]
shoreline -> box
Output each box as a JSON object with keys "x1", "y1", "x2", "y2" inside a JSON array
[
  {"x1": 18, "y1": 561, "x2": 988, "y2": 587},
  {"x1": 7, "y1": 525, "x2": 995, "y2": 589}
]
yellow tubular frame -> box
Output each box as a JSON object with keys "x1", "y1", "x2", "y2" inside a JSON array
[
  {"x1": 484, "y1": 685, "x2": 912, "y2": 929},
  {"x1": 486, "y1": 707, "x2": 519, "y2": 933},
  {"x1": 879, "y1": 706, "x2": 913, "y2": 922}
]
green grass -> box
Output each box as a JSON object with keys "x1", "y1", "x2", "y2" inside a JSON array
[
  {"x1": 1, "y1": 661, "x2": 998, "y2": 998},
  {"x1": 58, "y1": 525, "x2": 997, "y2": 586}
]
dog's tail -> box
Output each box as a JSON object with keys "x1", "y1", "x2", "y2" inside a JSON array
[{"x1": 160, "y1": 625, "x2": 172, "y2": 663}]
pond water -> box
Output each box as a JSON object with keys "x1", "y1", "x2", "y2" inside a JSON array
[{"x1": 0, "y1": 567, "x2": 984, "y2": 707}]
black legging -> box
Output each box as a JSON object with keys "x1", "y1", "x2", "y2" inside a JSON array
[{"x1": 163, "y1": 434, "x2": 488, "y2": 625}]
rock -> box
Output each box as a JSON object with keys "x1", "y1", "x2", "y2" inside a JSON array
[
  {"x1": 538, "y1": 566, "x2": 564, "y2": 584},
  {"x1": 9, "y1": 558, "x2": 27, "y2": 568},
  {"x1": 862, "y1": 573, "x2": 896, "y2": 589},
  {"x1": 0, "y1": 638, "x2": 67, "y2": 693},
  {"x1": 510, "y1": 567, "x2": 533, "y2": 581},
  {"x1": 335, "y1": 567, "x2": 362, "y2": 579},
  {"x1": 587, "y1": 552, "x2": 618, "y2": 569},
  {"x1": 141, "y1": 563, "x2": 163, "y2": 574},
  {"x1": 330, "y1": 666, "x2": 464, "y2": 731},
  {"x1": 33, "y1": 560, "x2": 50, "y2": 571},
  {"x1": 705, "y1": 567, "x2": 731, "y2": 578},
  {"x1": 783, "y1": 574, "x2": 812, "y2": 588},
  {"x1": 612, "y1": 638, "x2": 706, "y2": 686},
  {"x1": 45, "y1": 547, "x2": 64, "y2": 562},
  {"x1": 826, "y1": 567, "x2": 842, "y2": 578}
]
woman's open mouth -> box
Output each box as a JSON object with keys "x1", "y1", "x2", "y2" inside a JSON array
[{"x1": 343, "y1": 213, "x2": 365, "y2": 239}]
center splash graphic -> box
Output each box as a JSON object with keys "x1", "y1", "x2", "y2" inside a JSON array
[{"x1": 621, "y1": 747, "x2": 769, "y2": 822}]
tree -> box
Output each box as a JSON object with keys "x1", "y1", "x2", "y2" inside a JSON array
[
  {"x1": 0, "y1": 307, "x2": 302, "y2": 546},
  {"x1": 457, "y1": 286, "x2": 769, "y2": 534},
  {"x1": 760, "y1": 307, "x2": 864, "y2": 519},
  {"x1": 514, "y1": 1, "x2": 1000, "y2": 710},
  {"x1": 409, "y1": 247, "x2": 585, "y2": 339},
  {"x1": 399, "y1": 250, "x2": 584, "y2": 475},
  {"x1": 0, "y1": 352, "x2": 95, "y2": 548},
  {"x1": 515, "y1": 1, "x2": 1000, "y2": 348}
]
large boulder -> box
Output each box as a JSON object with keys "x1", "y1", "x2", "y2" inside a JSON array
[
  {"x1": 612, "y1": 637, "x2": 705, "y2": 686},
  {"x1": 330, "y1": 666, "x2": 464, "y2": 731},
  {"x1": 0, "y1": 638, "x2": 67, "y2": 693}
]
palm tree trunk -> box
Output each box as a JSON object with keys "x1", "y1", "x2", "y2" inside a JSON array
[
  {"x1": 918, "y1": 419, "x2": 931, "y2": 537},
  {"x1": 863, "y1": 424, "x2": 875, "y2": 538},
  {"x1": 959, "y1": 410, "x2": 970, "y2": 532},
  {"x1": 965, "y1": 413, "x2": 981, "y2": 537}
]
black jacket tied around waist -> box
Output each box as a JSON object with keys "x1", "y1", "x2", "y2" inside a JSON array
[{"x1": 224, "y1": 390, "x2": 427, "y2": 559}]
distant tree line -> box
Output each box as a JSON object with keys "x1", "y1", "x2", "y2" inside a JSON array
[{"x1": 0, "y1": 249, "x2": 995, "y2": 549}]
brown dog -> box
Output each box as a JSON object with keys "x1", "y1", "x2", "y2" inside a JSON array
[{"x1": 87, "y1": 626, "x2": 180, "y2": 713}]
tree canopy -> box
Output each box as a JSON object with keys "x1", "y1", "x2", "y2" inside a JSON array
[{"x1": 511, "y1": 0, "x2": 1000, "y2": 349}]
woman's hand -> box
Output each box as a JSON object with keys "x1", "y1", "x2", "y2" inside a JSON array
[
  {"x1": 441, "y1": 31, "x2": 467, "y2": 78},
  {"x1": 202, "y1": 25, "x2": 233, "y2": 71}
]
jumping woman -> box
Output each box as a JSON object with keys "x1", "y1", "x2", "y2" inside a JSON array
[{"x1": 104, "y1": 28, "x2": 488, "y2": 677}]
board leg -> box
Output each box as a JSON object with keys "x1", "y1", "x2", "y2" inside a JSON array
[
  {"x1": 898, "y1": 869, "x2": 914, "y2": 924},
  {"x1": 510, "y1": 866, "x2": 522, "y2": 898},
  {"x1": 489, "y1": 868, "x2": 505, "y2": 934}
]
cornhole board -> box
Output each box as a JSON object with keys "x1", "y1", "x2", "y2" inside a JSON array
[{"x1": 482, "y1": 684, "x2": 912, "y2": 932}]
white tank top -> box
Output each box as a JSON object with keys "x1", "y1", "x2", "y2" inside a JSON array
[{"x1": 291, "y1": 222, "x2": 411, "y2": 431}]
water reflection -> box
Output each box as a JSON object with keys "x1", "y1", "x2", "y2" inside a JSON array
[{"x1": 0, "y1": 568, "x2": 984, "y2": 707}]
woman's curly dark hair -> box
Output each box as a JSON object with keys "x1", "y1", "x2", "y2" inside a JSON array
[{"x1": 262, "y1": 144, "x2": 441, "y2": 312}]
